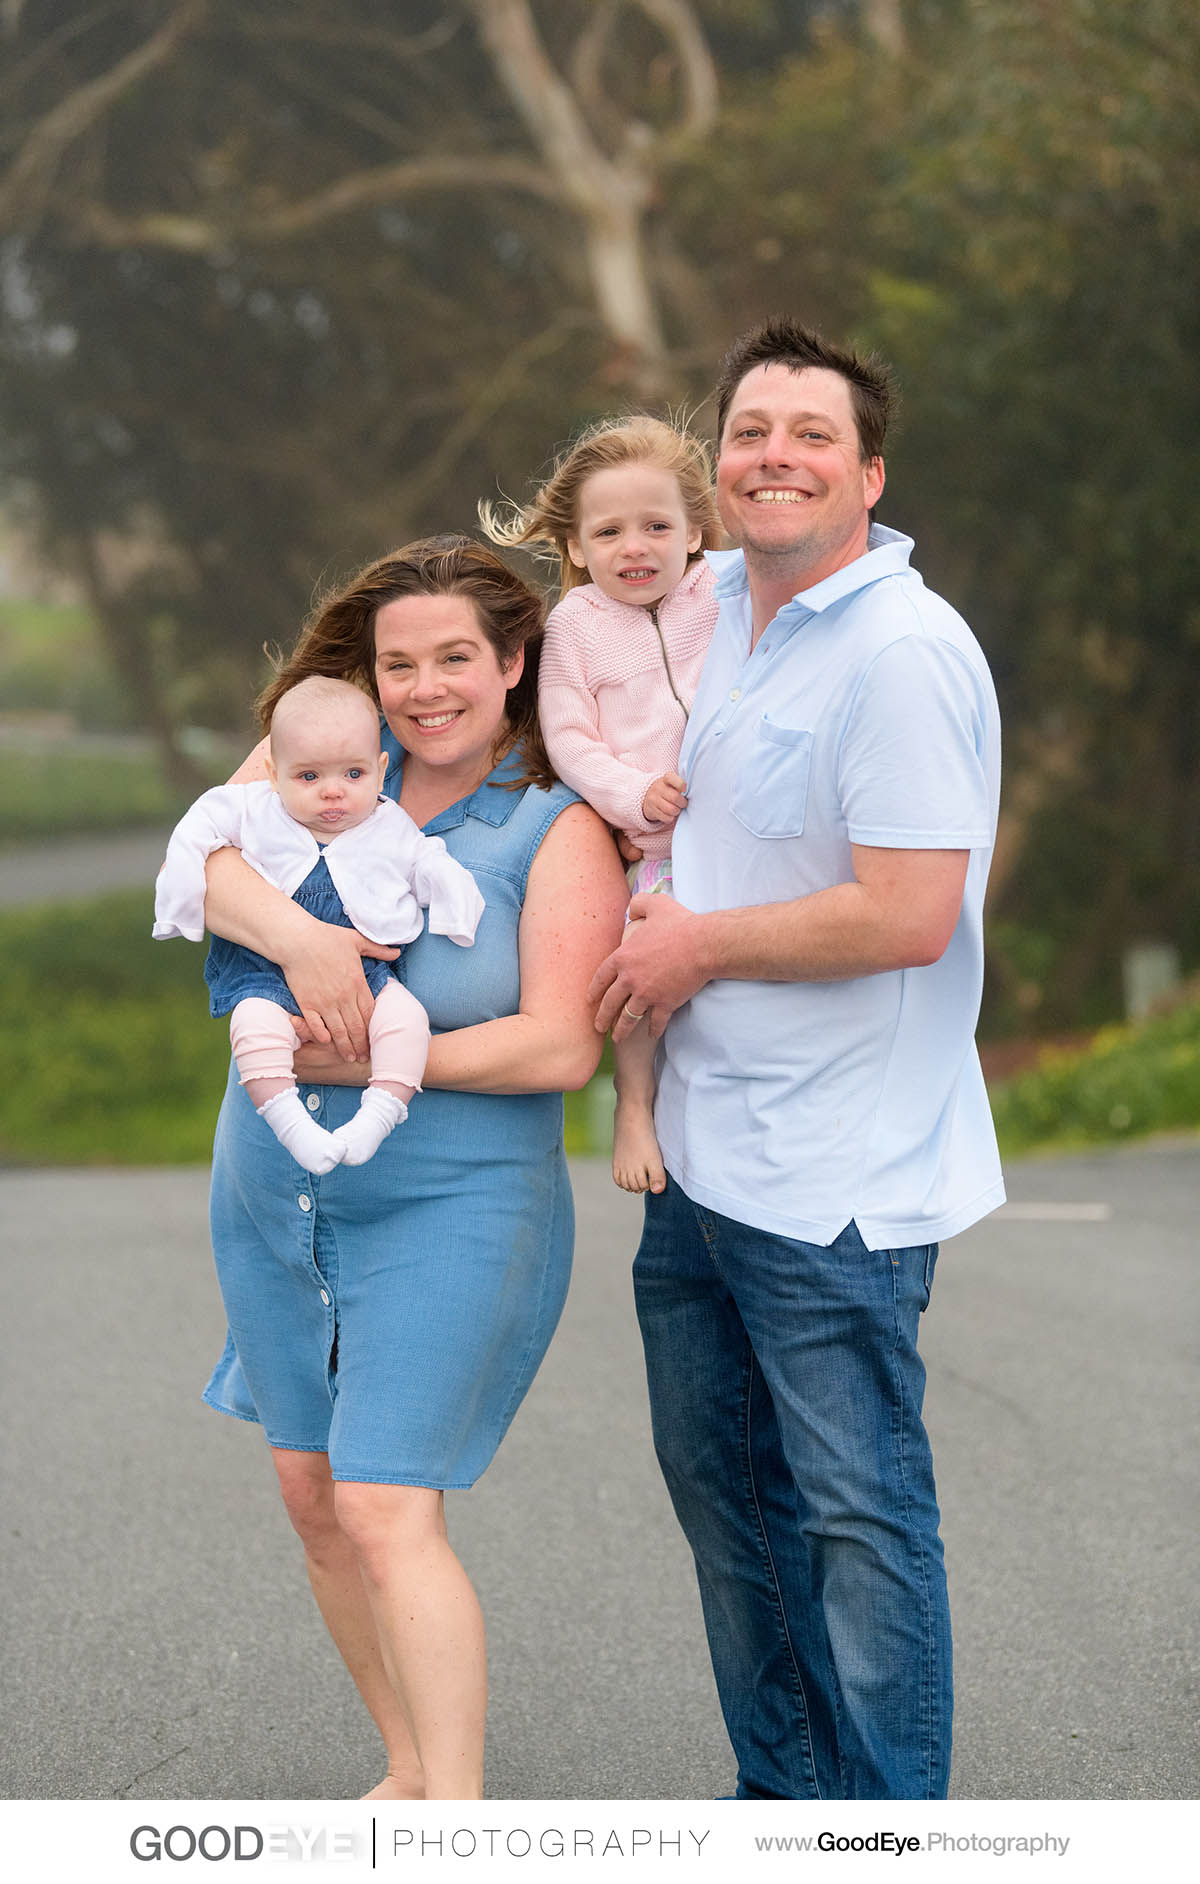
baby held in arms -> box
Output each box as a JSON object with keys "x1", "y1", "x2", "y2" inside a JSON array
[{"x1": 153, "y1": 675, "x2": 484, "y2": 1174}]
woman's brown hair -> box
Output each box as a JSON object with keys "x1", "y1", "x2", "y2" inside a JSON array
[{"x1": 257, "y1": 535, "x2": 553, "y2": 790}]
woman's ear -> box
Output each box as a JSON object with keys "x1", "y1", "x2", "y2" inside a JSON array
[{"x1": 504, "y1": 644, "x2": 526, "y2": 690}]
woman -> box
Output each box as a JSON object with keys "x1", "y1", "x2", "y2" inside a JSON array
[{"x1": 201, "y1": 537, "x2": 628, "y2": 1800}]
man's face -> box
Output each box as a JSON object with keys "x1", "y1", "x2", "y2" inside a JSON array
[{"x1": 717, "y1": 364, "x2": 884, "y2": 577}]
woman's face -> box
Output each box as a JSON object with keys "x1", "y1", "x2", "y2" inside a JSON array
[{"x1": 373, "y1": 593, "x2": 523, "y2": 779}]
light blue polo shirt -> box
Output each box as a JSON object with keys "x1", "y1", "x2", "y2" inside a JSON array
[{"x1": 656, "y1": 526, "x2": 1005, "y2": 1249}]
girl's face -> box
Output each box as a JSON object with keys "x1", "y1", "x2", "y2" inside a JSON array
[
  {"x1": 567, "y1": 462, "x2": 703, "y2": 608},
  {"x1": 373, "y1": 593, "x2": 523, "y2": 784}
]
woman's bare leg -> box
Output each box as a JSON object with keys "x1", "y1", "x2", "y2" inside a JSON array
[
  {"x1": 333, "y1": 1482, "x2": 486, "y2": 1801},
  {"x1": 612, "y1": 1026, "x2": 666, "y2": 1193},
  {"x1": 271, "y1": 1449, "x2": 424, "y2": 1799}
]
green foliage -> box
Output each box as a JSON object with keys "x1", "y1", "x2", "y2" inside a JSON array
[
  {"x1": 0, "y1": 891, "x2": 230, "y2": 1164},
  {"x1": 0, "y1": 598, "x2": 136, "y2": 730},
  {"x1": 0, "y1": 891, "x2": 616, "y2": 1166},
  {"x1": 0, "y1": 745, "x2": 183, "y2": 840},
  {"x1": 989, "y1": 997, "x2": 1200, "y2": 1155}
]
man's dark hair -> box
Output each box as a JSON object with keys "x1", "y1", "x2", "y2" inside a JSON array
[{"x1": 714, "y1": 319, "x2": 894, "y2": 461}]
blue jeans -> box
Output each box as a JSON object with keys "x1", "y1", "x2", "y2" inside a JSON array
[{"x1": 633, "y1": 1177, "x2": 951, "y2": 1799}]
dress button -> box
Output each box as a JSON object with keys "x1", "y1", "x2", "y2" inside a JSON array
[
  {"x1": 305, "y1": 1092, "x2": 321, "y2": 1113},
  {"x1": 298, "y1": 1193, "x2": 312, "y2": 1213},
  {"x1": 729, "y1": 687, "x2": 741, "y2": 701},
  {"x1": 320, "y1": 1289, "x2": 330, "y2": 1306}
]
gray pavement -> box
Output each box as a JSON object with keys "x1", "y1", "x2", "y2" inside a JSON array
[
  {"x1": 1, "y1": 1144, "x2": 1197, "y2": 1801},
  {"x1": 0, "y1": 828, "x2": 174, "y2": 909}
]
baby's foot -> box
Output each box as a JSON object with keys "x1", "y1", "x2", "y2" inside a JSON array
[
  {"x1": 329, "y1": 1089, "x2": 408, "y2": 1168},
  {"x1": 256, "y1": 1089, "x2": 345, "y2": 1175},
  {"x1": 612, "y1": 1098, "x2": 667, "y2": 1194}
]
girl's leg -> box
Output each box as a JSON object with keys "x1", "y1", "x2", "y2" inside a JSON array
[
  {"x1": 612, "y1": 1025, "x2": 666, "y2": 1194},
  {"x1": 333, "y1": 1482, "x2": 486, "y2": 1801},
  {"x1": 271, "y1": 1448, "x2": 425, "y2": 1799},
  {"x1": 230, "y1": 996, "x2": 343, "y2": 1174},
  {"x1": 331, "y1": 982, "x2": 430, "y2": 1167}
]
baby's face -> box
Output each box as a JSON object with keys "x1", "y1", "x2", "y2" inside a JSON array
[{"x1": 268, "y1": 709, "x2": 388, "y2": 839}]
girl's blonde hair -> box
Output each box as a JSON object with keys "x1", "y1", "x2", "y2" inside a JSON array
[{"x1": 480, "y1": 415, "x2": 720, "y2": 598}]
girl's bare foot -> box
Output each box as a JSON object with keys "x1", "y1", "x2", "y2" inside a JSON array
[
  {"x1": 612, "y1": 1099, "x2": 667, "y2": 1194},
  {"x1": 362, "y1": 1771, "x2": 425, "y2": 1801}
]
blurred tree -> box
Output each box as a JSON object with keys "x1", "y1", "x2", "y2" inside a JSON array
[
  {"x1": 0, "y1": 0, "x2": 1194, "y2": 1023},
  {"x1": 672, "y1": 0, "x2": 1200, "y2": 1025},
  {"x1": 0, "y1": 0, "x2": 724, "y2": 770}
]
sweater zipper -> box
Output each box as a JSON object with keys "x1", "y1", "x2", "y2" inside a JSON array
[{"x1": 648, "y1": 604, "x2": 689, "y2": 719}]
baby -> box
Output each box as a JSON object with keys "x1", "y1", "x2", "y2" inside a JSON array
[{"x1": 154, "y1": 675, "x2": 484, "y2": 1173}]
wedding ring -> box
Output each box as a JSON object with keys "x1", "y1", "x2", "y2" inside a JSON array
[{"x1": 623, "y1": 1003, "x2": 647, "y2": 1022}]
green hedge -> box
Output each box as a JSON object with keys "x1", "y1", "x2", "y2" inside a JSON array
[
  {"x1": 989, "y1": 999, "x2": 1200, "y2": 1155},
  {"x1": 0, "y1": 890, "x2": 606, "y2": 1165},
  {"x1": 5, "y1": 889, "x2": 1193, "y2": 1168}
]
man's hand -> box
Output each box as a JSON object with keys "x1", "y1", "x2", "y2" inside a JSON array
[
  {"x1": 588, "y1": 894, "x2": 712, "y2": 1042},
  {"x1": 641, "y1": 771, "x2": 688, "y2": 826}
]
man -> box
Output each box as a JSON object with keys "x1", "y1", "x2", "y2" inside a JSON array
[{"x1": 590, "y1": 320, "x2": 1004, "y2": 1800}]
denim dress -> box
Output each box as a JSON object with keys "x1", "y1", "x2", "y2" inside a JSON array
[{"x1": 203, "y1": 743, "x2": 581, "y2": 1488}]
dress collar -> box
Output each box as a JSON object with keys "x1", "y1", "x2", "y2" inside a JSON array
[{"x1": 380, "y1": 725, "x2": 524, "y2": 832}]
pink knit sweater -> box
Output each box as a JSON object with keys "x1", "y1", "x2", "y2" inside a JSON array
[{"x1": 537, "y1": 557, "x2": 718, "y2": 859}]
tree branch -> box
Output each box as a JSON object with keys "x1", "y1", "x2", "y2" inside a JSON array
[
  {"x1": 0, "y1": 0, "x2": 207, "y2": 228},
  {"x1": 68, "y1": 153, "x2": 564, "y2": 250},
  {"x1": 862, "y1": 0, "x2": 907, "y2": 59},
  {"x1": 630, "y1": 0, "x2": 719, "y2": 148},
  {"x1": 392, "y1": 310, "x2": 593, "y2": 522},
  {"x1": 461, "y1": 0, "x2": 623, "y2": 215}
]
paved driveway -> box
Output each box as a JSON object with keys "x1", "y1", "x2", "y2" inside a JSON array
[{"x1": 1, "y1": 1144, "x2": 1195, "y2": 1800}]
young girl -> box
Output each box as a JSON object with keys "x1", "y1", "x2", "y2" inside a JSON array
[
  {"x1": 154, "y1": 673, "x2": 484, "y2": 1174},
  {"x1": 482, "y1": 416, "x2": 720, "y2": 1194}
]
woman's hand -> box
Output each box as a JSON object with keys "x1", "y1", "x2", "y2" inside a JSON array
[
  {"x1": 204, "y1": 845, "x2": 396, "y2": 1061},
  {"x1": 292, "y1": 1040, "x2": 371, "y2": 1086},
  {"x1": 279, "y1": 922, "x2": 399, "y2": 1062}
]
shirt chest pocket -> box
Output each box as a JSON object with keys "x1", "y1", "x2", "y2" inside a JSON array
[{"x1": 730, "y1": 717, "x2": 813, "y2": 839}]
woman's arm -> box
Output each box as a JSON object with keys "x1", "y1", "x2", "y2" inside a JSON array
[{"x1": 293, "y1": 802, "x2": 629, "y2": 1093}]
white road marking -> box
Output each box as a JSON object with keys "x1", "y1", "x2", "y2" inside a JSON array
[{"x1": 994, "y1": 1202, "x2": 1113, "y2": 1221}]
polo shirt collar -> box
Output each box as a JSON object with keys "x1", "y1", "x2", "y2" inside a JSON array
[
  {"x1": 380, "y1": 724, "x2": 524, "y2": 831},
  {"x1": 708, "y1": 525, "x2": 915, "y2": 618}
]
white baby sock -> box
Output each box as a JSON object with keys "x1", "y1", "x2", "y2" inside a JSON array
[
  {"x1": 257, "y1": 1089, "x2": 346, "y2": 1175},
  {"x1": 329, "y1": 1089, "x2": 409, "y2": 1168}
]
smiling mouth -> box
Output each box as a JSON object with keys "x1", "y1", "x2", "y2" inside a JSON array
[
  {"x1": 619, "y1": 567, "x2": 658, "y2": 581},
  {"x1": 413, "y1": 710, "x2": 462, "y2": 729},
  {"x1": 749, "y1": 489, "x2": 811, "y2": 504}
]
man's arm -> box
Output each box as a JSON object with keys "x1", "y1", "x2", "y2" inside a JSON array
[{"x1": 591, "y1": 844, "x2": 970, "y2": 1041}]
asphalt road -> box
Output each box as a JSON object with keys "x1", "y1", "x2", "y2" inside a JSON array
[
  {"x1": 1, "y1": 1144, "x2": 1196, "y2": 1802},
  {"x1": 0, "y1": 827, "x2": 174, "y2": 909}
]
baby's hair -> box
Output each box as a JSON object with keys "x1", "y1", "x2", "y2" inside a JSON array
[
  {"x1": 480, "y1": 414, "x2": 720, "y2": 598},
  {"x1": 266, "y1": 674, "x2": 379, "y2": 751}
]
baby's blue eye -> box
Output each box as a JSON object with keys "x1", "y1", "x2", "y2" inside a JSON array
[{"x1": 347, "y1": 768, "x2": 364, "y2": 779}]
